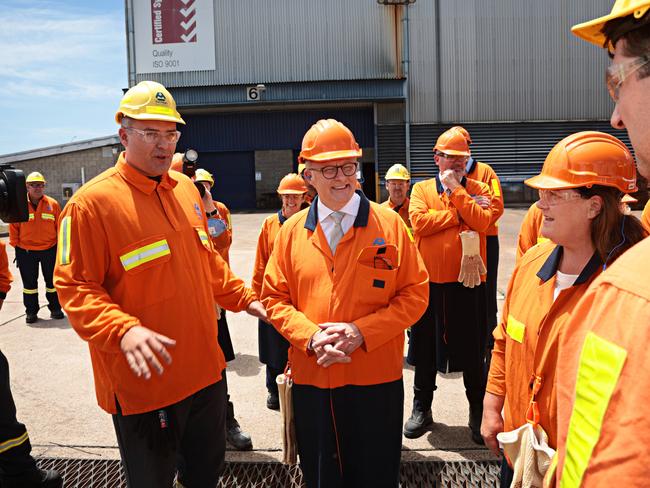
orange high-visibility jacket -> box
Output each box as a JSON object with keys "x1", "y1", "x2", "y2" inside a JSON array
[
  {"x1": 641, "y1": 199, "x2": 650, "y2": 233},
  {"x1": 9, "y1": 195, "x2": 60, "y2": 250},
  {"x1": 0, "y1": 241, "x2": 13, "y2": 297},
  {"x1": 261, "y1": 192, "x2": 429, "y2": 389},
  {"x1": 487, "y1": 241, "x2": 602, "y2": 449},
  {"x1": 516, "y1": 203, "x2": 549, "y2": 262},
  {"x1": 252, "y1": 211, "x2": 285, "y2": 297},
  {"x1": 552, "y1": 237, "x2": 650, "y2": 487},
  {"x1": 210, "y1": 201, "x2": 232, "y2": 264},
  {"x1": 53, "y1": 154, "x2": 256, "y2": 415},
  {"x1": 380, "y1": 197, "x2": 412, "y2": 232},
  {"x1": 409, "y1": 176, "x2": 492, "y2": 283},
  {"x1": 466, "y1": 159, "x2": 504, "y2": 236}
]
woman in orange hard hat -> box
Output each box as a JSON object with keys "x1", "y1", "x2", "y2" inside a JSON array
[
  {"x1": 481, "y1": 131, "x2": 646, "y2": 486},
  {"x1": 251, "y1": 173, "x2": 306, "y2": 410}
]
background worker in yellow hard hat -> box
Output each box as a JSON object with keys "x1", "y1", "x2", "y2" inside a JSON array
[
  {"x1": 406, "y1": 127, "x2": 492, "y2": 443},
  {"x1": 53, "y1": 80, "x2": 266, "y2": 487},
  {"x1": 251, "y1": 173, "x2": 306, "y2": 411},
  {"x1": 452, "y1": 126, "x2": 505, "y2": 370},
  {"x1": 381, "y1": 163, "x2": 412, "y2": 231},
  {"x1": 194, "y1": 166, "x2": 253, "y2": 451},
  {"x1": 8, "y1": 172, "x2": 63, "y2": 324},
  {"x1": 548, "y1": 3, "x2": 650, "y2": 486}
]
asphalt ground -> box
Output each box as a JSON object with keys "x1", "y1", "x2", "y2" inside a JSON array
[{"x1": 1, "y1": 208, "x2": 531, "y2": 464}]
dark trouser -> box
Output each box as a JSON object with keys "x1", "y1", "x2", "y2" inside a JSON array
[
  {"x1": 258, "y1": 319, "x2": 289, "y2": 396},
  {"x1": 0, "y1": 350, "x2": 39, "y2": 482},
  {"x1": 14, "y1": 246, "x2": 61, "y2": 315},
  {"x1": 112, "y1": 378, "x2": 227, "y2": 488},
  {"x1": 293, "y1": 380, "x2": 403, "y2": 488},
  {"x1": 485, "y1": 236, "x2": 500, "y2": 355},
  {"x1": 500, "y1": 456, "x2": 514, "y2": 487},
  {"x1": 408, "y1": 282, "x2": 487, "y2": 411}
]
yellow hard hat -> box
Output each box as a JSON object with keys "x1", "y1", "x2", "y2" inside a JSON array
[
  {"x1": 385, "y1": 164, "x2": 410, "y2": 181},
  {"x1": 115, "y1": 81, "x2": 185, "y2": 125},
  {"x1": 572, "y1": 0, "x2": 650, "y2": 48},
  {"x1": 298, "y1": 163, "x2": 306, "y2": 175},
  {"x1": 194, "y1": 168, "x2": 214, "y2": 187},
  {"x1": 26, "y1": 172, "x2": 46, "y2": 184}
]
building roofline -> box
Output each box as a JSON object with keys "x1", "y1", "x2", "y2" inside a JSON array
[{"x1": 0, "y1": 135, "x2": 120, "y2": 164}]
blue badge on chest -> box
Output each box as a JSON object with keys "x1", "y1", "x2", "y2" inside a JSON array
[
  {"x1": 208, "y1": 218, "x2": 227, "y2": 238},
  {"x1": 372, "y1": 237, "x2": 386, "y2": 246}
]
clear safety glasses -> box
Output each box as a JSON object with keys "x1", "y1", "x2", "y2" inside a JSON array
[
  {"x1": 537, "y1": 189, "x2": 582, "y2": 206},
  {"x1": 606, "y1": 54, "x2": 650, "y2": 102},
  {"x1": 126, "y1": 127, "x2": 181, "y2": 145}
]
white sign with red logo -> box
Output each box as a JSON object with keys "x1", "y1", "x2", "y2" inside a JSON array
[{"x1": 133, "y1": 0, "x2": 215, "y2": 73}]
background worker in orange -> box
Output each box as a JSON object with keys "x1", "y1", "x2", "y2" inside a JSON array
[
  {"x1": 9, "y1": 172, "x2": 63, "y2": 324},
  {"x1": 516, "y1": 203, "x2": 548, "y2": 261},
  {"x1": 262, "y1": 119, "x2": 429, "y2": 488},
  {"x1": 53, "y1": 81, "x2": 266, "y2": 488},
  {"x1": 381, "y1": 163, "x2": 412, "y2": 231},
  {"x1": 405, "y1": 127, "x2": 492, "y2": 443},
  {"x1": 549, "y1": 3, "x2": 650, "y2": 486},
  {"x1": 454, "y1": 126, "x2": 505, "y2": 367},
  {"x1": 194, "y1": 167, "x2": 252, "y2": 451},
  {"x1": 252, "y1": 173, "x2": 306, "y2": 411},
  {"x1": 481, "y1": 132, "x2": 645, "y2": 487}
]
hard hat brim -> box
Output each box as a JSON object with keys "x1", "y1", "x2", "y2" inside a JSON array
[
  {"x1": 115, "y1": 111, "x2": 186, "y2": 125},
  {"x1": 571, "y1": 5, "x2": 650, "y2": 48},
  {"x1": 277, "y1": 189, "x2": 307, "y2": 195},
  {"x1": 525, "y1": 173, "x2": 638, "y2": 192},
  {"x1": 304, "y1": 149, "x2": 362, "y2": 163},
  {"x1": 435, "y1": 149, "x2": 471, "y2": 157},
  {"x1": 385, "y1": 176, "x2": 410, "y2": 181}
]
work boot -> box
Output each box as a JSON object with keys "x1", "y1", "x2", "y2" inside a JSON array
[
  {"x1": 50, "y1": 310, "x2": 64, "y2": 320},
  {"x1": 468, "y1": 401, "x2": 484, "y2": 445},
  {"x1": 226, "y1": 401, "x2": 252, "y2": 451},
  {"x1": 403, "y1": 394, "x2": 434, "y2": 439},
  {"x1": 2, "y1": 468, "x2": 63, "y2": 488},
  {"x1": 266, "y1": 391, "x2": 280, "y2": 411},
  {"x1": 26, "y1": 313, "x2": 38, "y2": 324}
]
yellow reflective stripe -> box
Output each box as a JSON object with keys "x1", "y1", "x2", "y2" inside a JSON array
[
  {"x1": 28, "y1": 213, "x2": 34, "y2": 220},
  {"x1": 405, "y1": 225, "x2": 414, "y2": 242},
  {"x1": 23, "y1": 288, "x2": 38, "y2": 295},
  {"x1": 491, "y1": 178, "x2": 501, "y2": 197},
  {"x1": 46, "y1": 287, "x2": 56, "y2": 293},
  {"x1": 197, "y1": 229, "x2": 211, "y2": 250},
  {"x1": 506, "y1": 314, "x2": 525, "y2": 343},
  {"x1": 226, "y1": 213, "x2": 232, "y2": 230},
  {"x1": 58, "y1": 216, "x2": 72, "y2": 265},
  {"x1": 41, "y1": 213, "x2": 55, "y2": 221},
  {"x1": 537, "y1": 236, "x2": 550, "y2": 245},
  {"x1": 145, "y1": 105, "x2": 174, "y2": 116},
  {"x1": 120, "y1": 240, "x2": 170, "y2": 271},
  {"x1": 560, "y1": 332, "x2": 627, "y2": 488},
  {"x1": 428, "y1": 209, "x2": 435, "y2": 214},
  {"x1": 0, "y1": 432, "x2": 29, "y2": 454}
]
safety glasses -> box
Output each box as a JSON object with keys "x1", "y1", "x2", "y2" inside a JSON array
[
  {"x1": 126, "y1": 127, "x2": 181, "y2": 144},
  {"x1": 537, "y1": 189, "x2": 582, "y2": 206},
  {"x1": 606, "y1": 54, "x2": 650, "y2": 102}
]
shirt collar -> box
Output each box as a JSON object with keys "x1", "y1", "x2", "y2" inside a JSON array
[
  {"x1": 116, "y1": 152, "x2": 177, "y2": 195},
  {"x1": 305, "y1": 190, "x2": 369, "y2": 231},
  {"x1": 536, "y1": 245, "x2": 603, "y2": 285},
  {"x1": 278, "y1": 209, "x2": 288, "y2": 225},
  {"x1": 436, "y1": 175, "x2": 467, "y2": 194},
  {"x1": 466, "y1": 157, "x2": 477, "y2": 175}
]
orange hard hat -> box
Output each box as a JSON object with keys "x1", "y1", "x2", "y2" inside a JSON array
[
  {"x1": 298, "y1": 119, "x2": 362, "y2": 164},
  {"x1": 434, "y1": 128, "x2": 471, "y2": 157},
  {"x1": 450, "y1": 125, "x2": 472, "y2": 144},
  {"x1": 170, "y1": 153, "x2": 184, "y2": 173},
  {"x1": 525, "y1": 131, "x2": 637, "y2": 193},
  {"x1": 277, "y1": 173, "x2": 308, "y2": 195}
]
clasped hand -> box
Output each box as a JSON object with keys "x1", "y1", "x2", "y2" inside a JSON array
[{"x1": 310, "y1": 322, "x2": 364, "y2": 368}]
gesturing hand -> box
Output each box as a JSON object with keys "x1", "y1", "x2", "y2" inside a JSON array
[{"x1": 120, "y1": 325, "x2": 176, "y2": 380}]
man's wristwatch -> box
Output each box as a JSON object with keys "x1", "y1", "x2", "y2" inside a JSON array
[{"x1": 206, "y1": 209, "x2": 218, "y2": 217}]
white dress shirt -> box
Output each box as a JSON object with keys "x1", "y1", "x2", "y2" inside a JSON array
[{"x1": 317, "y1": 192, "x2": 361, "y2": 244}]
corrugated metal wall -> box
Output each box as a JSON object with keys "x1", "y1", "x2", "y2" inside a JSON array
[
  {"x1": 408, "y1": 0, "x2": 614, "y2": 123},
  {"x1": 136, "y1": 0, "x2": 400, "y2": 87}
]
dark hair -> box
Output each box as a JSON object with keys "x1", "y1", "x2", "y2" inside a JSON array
[
  {"x1": 577, "y1": 185, "x2": 647, "y2": 264},
  {"x1": 602, "y1": 11, "x2": 650, "y2": 78}
]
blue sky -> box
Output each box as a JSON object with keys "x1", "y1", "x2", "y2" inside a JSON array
[{"x1": 0, "y1": 0, "x2": 127, "y2": 155}]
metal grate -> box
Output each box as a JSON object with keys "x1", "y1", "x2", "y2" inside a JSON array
[{"x1": 36, "y1": 457, "x2": 501, "y2": 487}]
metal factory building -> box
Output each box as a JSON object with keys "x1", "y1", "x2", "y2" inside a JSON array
[{"x1": 126, "y1": 0, "x2": 629, "y2": 209}]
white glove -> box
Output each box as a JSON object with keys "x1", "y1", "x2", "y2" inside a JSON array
[{"x1": 458, "y1": 231, "x2": 487, "y2": 288}]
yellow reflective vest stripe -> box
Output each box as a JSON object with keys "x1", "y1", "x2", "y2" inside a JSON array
[
  {"x1": 560, "y1": 332, "x2": 627, "y2": 488},
  {"x1": 41, "y1": 213, "x2": 55, "y2": 221},
  {"x1": 0, "y1": 432, "x2": 29, "y2": 454},
  {"x1": 58, "y1": 216, "x2": 72, "y2": 265},
  {"x1": 506, "y1": 314, "x2": 525, "y2": 343},
  {"x1": 120, "y1": 239, "x2": 171, "y2": 271}
]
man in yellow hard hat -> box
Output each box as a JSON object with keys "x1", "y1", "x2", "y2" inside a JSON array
[
  {"x1": 9, "y1": 172, "x2": 63, "y2": 324},
  {"x1": 381, "y1": 163, "x2": 412, "y2": 231},
  {"x1": 53, "y1": 80, "x2": 266, "y2": 487},
  {"x1": 549, "y1": 3, "x2": 650, "y2": 486}
]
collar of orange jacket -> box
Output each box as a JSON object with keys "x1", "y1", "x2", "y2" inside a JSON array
[
  {"x1": 304, "y1": 190, "x2": 369, "y2": 231},
  {"x1": 116, "y1": 152, "x2": 178, "y2": 195},
  {"x1": 536, "y1": 245, "x2": 602, "y2": 285}
]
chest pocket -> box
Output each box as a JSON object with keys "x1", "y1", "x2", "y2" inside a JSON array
[
  {"x1": 506, "y1": 314, "x2": 525, "y2": 344},
  {"x1": 118, "y1": 234, "x2": 174, "y2": 310},
  {"x1": 354, "y1": 244, "x2": 399, "y2": 306}
]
